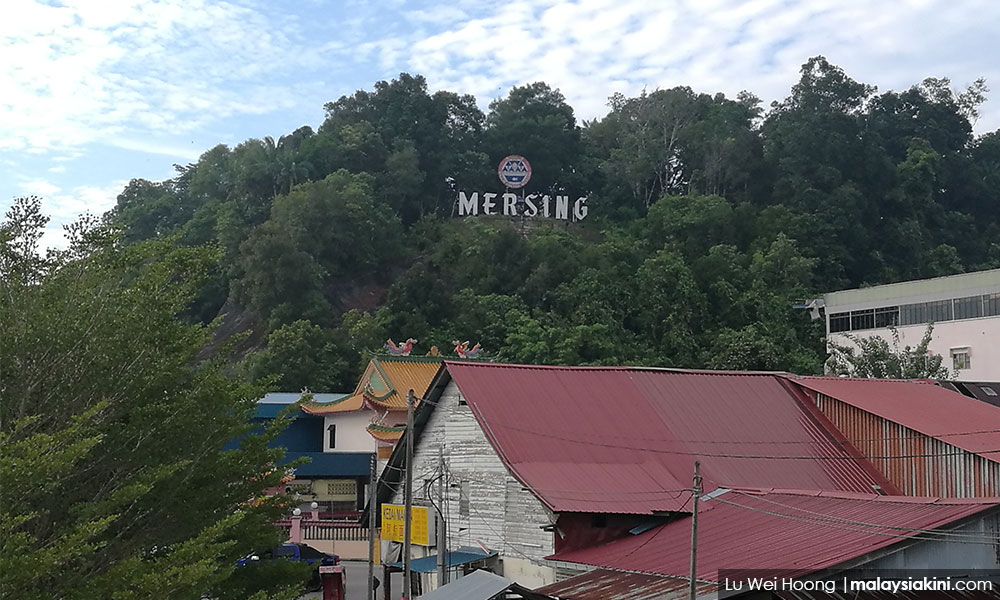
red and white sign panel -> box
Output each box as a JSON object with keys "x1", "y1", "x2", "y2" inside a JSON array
[{"x1": 497, "y1": 155, "x2": 531, "y2": 188}]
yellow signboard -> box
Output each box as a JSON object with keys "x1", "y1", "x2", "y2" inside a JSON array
[{"x1": 381, "y1": 504, "x2": 434, "y2": 546}]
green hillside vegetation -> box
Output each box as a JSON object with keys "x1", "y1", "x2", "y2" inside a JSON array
[{"x1": 107, "y1": 57, "x2": 1000, "y2": 391}]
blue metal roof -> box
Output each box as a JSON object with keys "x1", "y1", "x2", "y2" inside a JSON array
[
  {"x1": 260, "y1": 392, "x2": 350, "y2": 404},
  {"x1": 389, "y1": 547, "x2": 497, "y2": 573},
  {"x1": 254, "y1": 404, "x2": 307, "y2": 419},
  {"x1": 281, "y1": 451, "x2": 372, "y2": 478}
]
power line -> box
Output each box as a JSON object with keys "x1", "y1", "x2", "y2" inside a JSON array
[
  {"x1": 469, "y1": 416, "x2": 1000, "y2": 461},
  {"x1": 388, "y1": 437, "x2": 995, "y2": 541},
  {"x1": 449, "y1": 470, "x2": 540, "y2": 562},
  {"x1": 413, "y1": 394, "x2": 1000, "y2": 450},
  {"x1": 412, "y1": 471, "x2": 996, "y2": 531},
  {"x1": 726, "y1": 490, "x2": 1000, "y2": 541},
  {"x1": 446, "y1": 470, "x2": 691, "y2": 497},
  {"x1": 620, "y1": 491, "x2": 694, "y2": 563},
  {"x1": 705, "y1": 496, "x2": 1000, "y2": 546}
]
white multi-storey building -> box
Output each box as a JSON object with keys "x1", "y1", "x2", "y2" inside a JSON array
[{"x1": 817, "y1": 269, "x2": 1000, "y2": 381}]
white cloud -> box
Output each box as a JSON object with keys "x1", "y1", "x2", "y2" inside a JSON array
[
  {"x1": 0, "y1": 0, "x2": 302, "y2": 155},
  {"x1": 5, "y1": 0, "x2": 999, "y2": 248},
  {"x1": 392, "y1": 0, "x2": 1000, "y2": 132},
  {"x1": 17, "y1": 178, "x2": 128, "y2": 224}
]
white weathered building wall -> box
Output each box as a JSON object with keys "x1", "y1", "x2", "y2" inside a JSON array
[
  {"x1": 390, "y1": 380, "x2": 557, "y2": 589},
  {"x1": 829, "y1": 318, "x2": 1000, "y2": 381},
  {"x1": 323, "y1": 412, "x2": 374, "y2": 453}
]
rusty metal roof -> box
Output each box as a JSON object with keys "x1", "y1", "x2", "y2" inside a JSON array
[
  {"x1": 537, "y1": 569, "x2": 717, "y2": 600},
  {"x1": 548, "y1": 489, "x2": 999, "y2": 580},
  {"x1": 790, "y1": 376, "x2": 1000, "y2": 460},
  {"x1": 444, "y1": 363, "x2": 885, "y2": 514}
]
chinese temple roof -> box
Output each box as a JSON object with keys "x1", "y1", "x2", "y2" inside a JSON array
[
  {"x1": 300, "y1": 392, "x2": 365, "y2": 415},
  {"x1": 302, "y1": 355, "x2": 444, "y2": 416},
  {"x1": 358, "y1": 355, "x2": 444, "y2": 411},
  {"x1": 366, "y1": 422, "x2": 406, "y2": 443}
]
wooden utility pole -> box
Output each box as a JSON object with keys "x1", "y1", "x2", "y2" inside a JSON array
[
  {"x1": 688, "y1": 461, "x2": 702, "y2": 600},
  {"x1": 403, "y1": 390, "x2": 415, "y2": 599},
  {"x1": 437, "y1": 447, "x2": 448, "y2": 588},
  {"x1": 367, "y1": 454, "x2": 377, "y2": 600}
]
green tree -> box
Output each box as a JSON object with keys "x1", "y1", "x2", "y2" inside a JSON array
[
  {"x1": 826, "y1": 324, "x2": 952, "y2": 379},
  {"x1": 243, "y1": 320, "x2": 352, "y2": 392},
  {"x1": 233, "y1": 171, "x2": 402, "y2": 327},
  {"x1": 484, "y1": 82, "x2": 582, "y2": 194},
  {"x1": 1, "y1": 197, "x2": 306, "y2": 600}
]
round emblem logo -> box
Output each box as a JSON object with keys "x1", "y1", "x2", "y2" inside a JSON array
[{"x1": 497, "y1": 155, "x2": 532, "y2": 189}]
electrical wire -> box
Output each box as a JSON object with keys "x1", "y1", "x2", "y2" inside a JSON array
[
  {"x1": 457, "y1": 473, "x2": 545, "y2": 562},
  {"x1": 413, "y1": 393, "x2": 1000, "y2": 451},
  {"x1": 383, "y1": 396, "x2": 999, "y2": 551},
  {"x1": 454, "y1": 412, "x2": 1000, "y2": 461},
  {"x1": 447, "y1": 470, "x2": 691, "y2": 499},
  {"x1": 618, "y1": 491, "x2": 695, "y2": 562},
  {"x1": 725, "y1": 490, "x2": 1000, "y2": 541},
  {"x1": 705, "y1": 495, "x2": 1000, "y2": 545}
]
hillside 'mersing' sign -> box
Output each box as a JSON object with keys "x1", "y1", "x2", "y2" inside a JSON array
[{"x1": 457, "y1": 155, "x2": 589, "y2": 221}]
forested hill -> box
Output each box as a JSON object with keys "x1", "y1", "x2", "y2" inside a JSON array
[{"x1": 109, "y1": 57, "x2": 1000, "y2": 391}]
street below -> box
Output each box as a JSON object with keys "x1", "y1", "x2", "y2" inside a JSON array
[{"x1": 299, "y1": 561, "x2": 401, "y2": 600}]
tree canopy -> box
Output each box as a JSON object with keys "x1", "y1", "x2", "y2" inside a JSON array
[
  {"x1": 1, "y1": 198, "x2": 308, "y2": 600},
  {"x1": 97, "y1": 57, "x2": 997, "y2": 391}
]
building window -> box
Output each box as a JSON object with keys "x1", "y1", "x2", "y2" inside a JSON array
[
  {"x1": 459, "y1": 481, "x2": 470, "y2": 517},
  {"x1": 954, "y1": 295, "x2": 984, "y2": 320},
  {"x1": 981, "y1": 386, "x2": 998, "y2": 397},
  {"x1": 834, "y1": 292, "x2": 996, "y2": 333},
  {"x1": 829, "y1": 312, "x2": 850, "y2": 333},
  {"x1": 899, "y1": 302, "x2": 925, "y2": 326},
  {"x1": 985, "y1": 293, "x2": 1000, "y2": 317},
  {"x1": 850, "y1": 309, "x2": 875, "y2": 331},
  {"x1": 900, "y1": 299, "x2": 956, "y2": 326},
  {"x1": 951, "y1": 348, "x2": 971, "y2": 371},
  {"x1": 925, "y1": 300, "x2": 953, "y2": 323},
  {"x1": 327, "y1": 424, "x2": 336, "y2": 449},
  {"x1": 874, "y1": 306, "x2": 899, "y2": 328}
]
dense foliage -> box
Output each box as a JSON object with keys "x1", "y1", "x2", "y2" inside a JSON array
[
  {"x1": 0, "y1": 198, "x2": 308, "y2": 600},
  {"x1": 107, "y1": 57, "x2": 998, "y2": 390}
]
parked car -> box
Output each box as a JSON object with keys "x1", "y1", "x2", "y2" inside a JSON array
[{"x1": 237, "y1": 542, "x2": 340, "y2": 591}]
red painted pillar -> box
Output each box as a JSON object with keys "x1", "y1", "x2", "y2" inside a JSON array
[
  {"x1": 320, "y1": 565, "x2": 344, "y2": 600},
  {"x1": 289, "y1": 514, "x2": 303, "y2": 543}
]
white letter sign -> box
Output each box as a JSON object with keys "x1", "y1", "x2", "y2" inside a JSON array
[{"x1": 458, "y1": 191, "x2": 478, "y2": 216}]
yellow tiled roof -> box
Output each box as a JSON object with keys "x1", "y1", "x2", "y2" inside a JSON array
[
  {"x1": 366, "y1": 423, "x2": 405, "y2": 442},
  {"x1": 360, "y1": 356, "x2": 444, "y2": 411},
  {"x1": 300, "y1": 393, "x2": 365, "y2": 415}
]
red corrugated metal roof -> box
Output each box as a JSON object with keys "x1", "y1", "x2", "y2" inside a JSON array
[
  {"x1": 444, "y1": 362, "x2": 884, "y2": 514},
  {"x1": 548, "y1": 489, "x2": 999, "y2": 580},
  {"x1": 789, "y1": 376, "x2": 1000, "y2": 460}
]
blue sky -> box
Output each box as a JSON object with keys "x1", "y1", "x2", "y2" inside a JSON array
[{"x1": 3, "y1": 0, "x2": 999, "y2": 248}]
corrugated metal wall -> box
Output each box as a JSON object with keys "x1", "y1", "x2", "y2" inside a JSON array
[{"x1": 814, "y1": 393, "x2": 1000, "y2": 497}]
